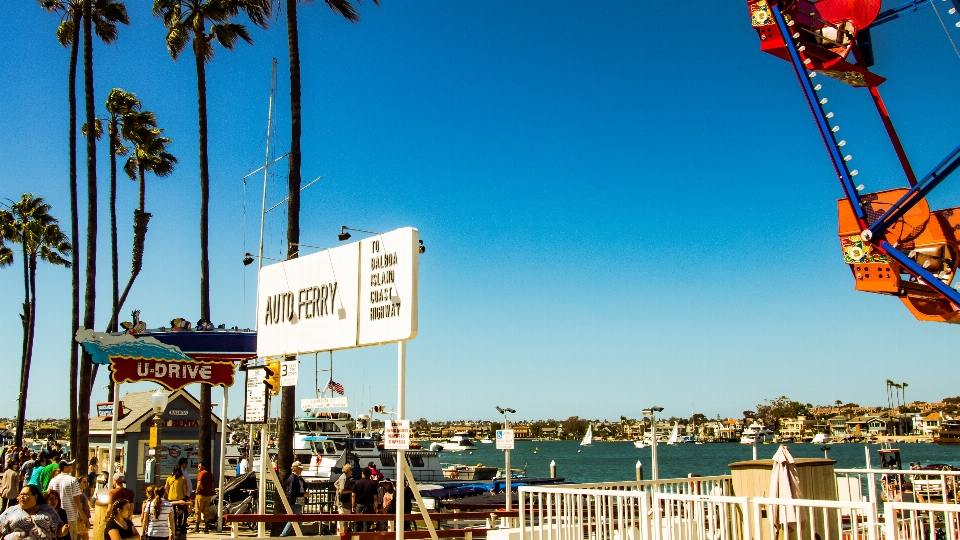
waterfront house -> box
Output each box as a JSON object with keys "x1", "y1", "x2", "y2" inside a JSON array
[
  {"x1": 845, "y1": 416, "x2": 871, "y2": 436},
  {"x1": 513, "y1": 425, "x2": 532, "y2": 439},
  {"x1": 540, "y1": 427, "x2": 559, "y2": 439},
  {"x1": 867, "y1": 414, "x2": 891, "y2": 435},
  {"x1": 922, "y1": 412, "x2": 942, "y2": 437},
  {"x1": 779, "y1": 416, "x2": 815, "y2": 440}
]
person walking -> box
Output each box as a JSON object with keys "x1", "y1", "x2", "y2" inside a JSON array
[
  {"x1": 108, "y1": 474, "x2": 134, "y2": 505},
  {"x1": 334, "y1": 464, "x2": 354, "y2": 534},
  {"x1": 352, "y1": 468, "x2": 378, "y2": 533},
  {"x1": 176, "y1": 460, "x2": 192, "y2": 498},
  {"x1": 193, "y1": 462, "x2": 213, "y2": 533},
  {"x1": 19, "y1": 454, "x2": 36, "y2": 489},
  {"x1": 75, "y1": 476, "x2": 91, "y2": 540},
  {"x1": 37, "y1": 460, "x2": 59, "y2": 492},
  {"x1": 164, "y1": 467, "x2": 188, "y2": 540},
  {"x1": 27, "y1": 454, "x2": 48, "y2": 487},
  {"x1": 85, "y1": 458, "x2": 98, "y2": 494},
  {"x1": 0, "y1": 485, "x2": 66, "y2": 540},
  {"x1": 279, "y1": 462, "x2": 307, "y2": 537},
  {"x1": 42, "y1": 490, "x2": 69, "y2": 540},
  {"x1": 367, "y1": 463, "x2": 384, "y2": 481},
  {"x1": 48, "y1": 460, "x2": 88, "y2": 540},
  {"x1": 104, "y1": 499, "x2": 140, "y2": 540},
  {"x1": 141, "y1": 486, "x2": 174, "y2": 540},
  {"x1": 1, "y1": 462, "x2": 20, "y2": 511}
]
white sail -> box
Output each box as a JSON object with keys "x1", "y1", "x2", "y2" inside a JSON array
[
  {"x1": 667, "y1": 421, "x2": 679, "y2": 445},
  {"x1": 811, "y1": 433, "x2": 826, "y2": 444},
  {"x1": 581, "y1": 424, "x2": 593, "y2": 446}
]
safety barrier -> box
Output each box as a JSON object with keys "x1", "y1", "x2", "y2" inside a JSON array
[
  {"x1": 519, "y1": 485, "x2": 651, "y2": 540},
  {"x1": 883, "y1": 501, "x2": 960, "y2": 540},
  {"x1": 835, "y1": 469, "x2": 960, "y2": 505}
]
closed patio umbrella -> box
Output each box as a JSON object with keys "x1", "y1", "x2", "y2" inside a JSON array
[{"x1": 768, "y1": 444, "x2": 803, "y2": 528}]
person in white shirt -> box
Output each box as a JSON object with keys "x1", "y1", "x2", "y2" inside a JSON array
[
  {"x1": 238, "y1": 455, "x2": 250, "y2": 475},
  {"x1": 178, "y1": 459, "x2": 193, "y2": 496}
]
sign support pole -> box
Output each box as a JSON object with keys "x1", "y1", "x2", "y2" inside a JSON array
[
  {"x1": 396, "y1": 340, "x2": 406, "y2": 540},
  {"x1": 108, "y1": 382, "x2": 121, "y2": 481},
  {"x1": 258, "y1": 397, "x2": 269, "y2": 538},
  {"x1": 216, "y1": 385, "x2": 228, "y2": 533},
  {"x1": 505, "y1": 415, "x2": 512, "y2": 512}
]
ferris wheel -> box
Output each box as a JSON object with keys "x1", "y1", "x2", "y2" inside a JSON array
[{"x1": 747, "y1": 0, "x2": 960, "y2": 323}]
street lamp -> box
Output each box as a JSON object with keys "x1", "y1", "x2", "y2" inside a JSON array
[
  {"x1": 496, "y1": 406, "x2": 516, "y2": 511},
  {"x1": 642, "y1": 406, "x2": 664, "y2": 480},
  {"x1": 149, "y1": 389, "x2": 169, "y2": 482}
]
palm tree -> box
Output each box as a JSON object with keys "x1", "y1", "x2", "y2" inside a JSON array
[
  {"x1": 885, "y1": 379, "x2": 894, "y2": 411},
  {"x1": 0, "y1": 195, "x2": 71, "y2": 447},
  {"x1": 77, "y1": 0, "x2": 129, "y2": 477},
  {"x1": 39, "y1": 0, "x2": 81, "y2": 459},
  {"x1": 902, "y1": 382, "x2": 909, "y2": 409},
  {"x1": 153, "y1": 0, "x2": 271, "y2": 467},
  {"x1": 277, "y1": 0, "x2": 375, "y2": 483}
]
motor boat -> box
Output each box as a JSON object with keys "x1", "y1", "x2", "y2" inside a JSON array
[
  {"x1": 740, "y1": 422, "x2": 775, "y2": 444},
  {"x1": 444, "y1": 433, "x2": 476, "y2": 452}
]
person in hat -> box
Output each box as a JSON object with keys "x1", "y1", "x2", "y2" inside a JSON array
[
  {"x1": 376, "y1": 480, "x2": 395, "y2": 532},
  {"x1": 279, "y1": 462, "x2": 307, "y2": 537},
  {"x1": 48, "y1": 460, "x2": 89, "y2": 540},
  {"x1": 334, "y1": 464, "x2": 354, "y2": 534},
  {"x1": 108, "y1": 474, "x2": 134, "y2": 506}
]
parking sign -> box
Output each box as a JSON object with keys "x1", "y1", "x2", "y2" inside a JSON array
[{"x1": 496, "y1": 429, "x2": 515, "y2": 450}]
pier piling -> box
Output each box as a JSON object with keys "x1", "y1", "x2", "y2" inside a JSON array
[
  {"x1": 550, "y1": 460, "x2": 556, "y2": 478},
  {"x1": 635, "y1": 461, "x2": 643, "y2": 481}
]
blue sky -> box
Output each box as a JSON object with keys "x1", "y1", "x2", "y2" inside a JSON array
[{"x1": 2, "y1": 1, "x2": 960, "y2": 422}]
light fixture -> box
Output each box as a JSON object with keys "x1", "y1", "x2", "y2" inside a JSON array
[
  {"x1": 243, "y1": 253, "x2": 255, "y2": 266},
  {"x1": 338, "y1": 226, "x2": 383, "y2": 242},
  {"x1": 419, "y1": 240, "x2": 425, "y2": 254},
  {"x1": 151, "y1": 389, "x2": 169, "y2": 416}
]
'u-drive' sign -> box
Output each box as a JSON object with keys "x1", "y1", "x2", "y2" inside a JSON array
[{"x1": 256, "y1": 227, "x2": 419, "y2": 357}]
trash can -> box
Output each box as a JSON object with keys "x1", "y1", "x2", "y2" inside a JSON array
[{"x1": 93, "y1": 494, "x2": 110, "y2": 540}]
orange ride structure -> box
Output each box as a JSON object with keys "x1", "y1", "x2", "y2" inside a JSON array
[{"x1": 747, "y1": 0, "x2": 960, "y2": 323}]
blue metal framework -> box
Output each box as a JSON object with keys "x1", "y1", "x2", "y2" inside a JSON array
[
  {"x1": 769, "y1": 0, "x2": 960, "y2": 313},
  {"x1": 870, "y1": 0, "x2": 960, "y2": 28},
  {"x1": 770, "y1": 4, "x2": 866, "y2": 223}
]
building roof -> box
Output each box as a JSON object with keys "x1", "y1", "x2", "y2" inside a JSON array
[
  {"x1": 89, "y1": 388, "x2": 221, "y2": 434},
  {"x1": 924, "y1": 412, "x2": 942, "y2": 421}
]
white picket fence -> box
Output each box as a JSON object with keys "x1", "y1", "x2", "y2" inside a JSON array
[{"x1": 518, "y1": 472, "x2": 959, "y2": 540}]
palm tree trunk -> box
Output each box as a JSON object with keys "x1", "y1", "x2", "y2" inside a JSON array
[
  {"x1": 194, "y1": 31, "x2": 212, "y2": 467},
  {"x1": 278, "y1": 0, "x2": 302, "y2": 483},
  {"x1": 21, "y1": 257, "x2": 40, "y2": 443},
  {"x1": 16, "y1": 242, "x2": 31, "y2": 448},
  {"x1": 107, "y1": 126, "x2": 118, "y2": 400},
  {"x1": 78, "y1": 0, "x2": 99, "y2": 477},
  {"x1": 68, "y1": 6, "x2": 81, "y2": 459}
]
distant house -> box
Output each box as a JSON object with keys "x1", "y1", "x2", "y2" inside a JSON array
[
  {"x1": 845, "y1": 416, "x2": 871, "y2": 436},
  {"x1": 717, "y1": 419, "x2": 742, "y2": 442},
  {"x1": 867, "y1": 415, "x2": 891, "y2": 435},
  {"x1": 779, "y1": 417, "x2": 815, "y2": 440},
  {"x1": 540, "y1": 427, "x2": 559, "y2": 439},
  {"x1": 922, "y1": 412, "x2": 942, "y2": 437},
  {"x1": 829, "y1": 415, "x2": 848, "y2": 437},
  {"x1": 512, "y1": 425, "x2": 532, "y2": 439}
]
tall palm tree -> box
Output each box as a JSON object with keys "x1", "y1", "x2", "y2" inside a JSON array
[
  {"x1": 39, "y1": 0, "x2": 81, "y2": 462},
  {"x1": 277, "y1": 0, "x2": 375, "y2": 483},
  {"x1": 902, "y1": 382, "x2": 909, "y2": 409},
  {"x1": 0, "y1": 195, "x2": 71, "y2": 447},
  {"x1": 885, "y1": 379, "x2": 894, "y2": 411},
  {"x1": 153, "y1": 0, "x2": 271, "y2": 467},
  {"x1": 77, "y1": 0, "x2": 129, "y2": 477}
]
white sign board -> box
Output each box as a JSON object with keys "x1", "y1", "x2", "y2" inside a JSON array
[
  {"x1": 496, "y1": 429, "x2": 515, "y2": 450},
  {"x1": 300, "y1": 397, "x2": 349, "y2": 410},
  {"x1": 257, "y1": 227, "x2": 419, "y2": 357},
  {"x1": 384, "y1": 419, "x2": 411, "y2": 450},
  {"x1": 280, "y1": 360, "x2": 298, "y2": 387},
  {"x1": 244, "y1": 368, "x2": 267, "y2": 424}
]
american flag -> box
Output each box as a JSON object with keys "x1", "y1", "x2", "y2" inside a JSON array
[{"x1": 326, "y1": 379, "x2": 345, "y2": 395}]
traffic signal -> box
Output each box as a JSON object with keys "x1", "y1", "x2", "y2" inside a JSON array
[{"x1": 264, "y1": 359, "x2": 281, "y2": 395}]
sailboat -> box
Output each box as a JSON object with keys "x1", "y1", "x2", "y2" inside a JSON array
[
  {"x1": 633, "y1": 430, "x2": 653, "y2": 448},
  {"x1": 666, "y1": 421, "x2": 679, "y2": 446},
  {"x1": 580, "y1": 424, "x2": 593, "y2": 447}
]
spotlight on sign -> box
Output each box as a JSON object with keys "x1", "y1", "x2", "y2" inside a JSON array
[
  {"x1": 338, "y1": 226, "x2": 351, "y2": 242},
  {"x1": 243, "y1": 253, "x2": 254, "y2": 266},
  {"x1": 419, "y1": 239, "x2": 425, "y2": 254}
]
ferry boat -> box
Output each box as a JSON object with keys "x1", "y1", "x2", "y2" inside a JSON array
[
  {"x1": 934, "y1": 419, "x2": 960, "y2": 445},
  {"x1": 739, "y1": 422, "x2": 775, "y2": 444}
]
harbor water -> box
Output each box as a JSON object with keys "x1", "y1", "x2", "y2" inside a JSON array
[{"x1": 430, "y1": 440, "x2": 960, "y2": 483}]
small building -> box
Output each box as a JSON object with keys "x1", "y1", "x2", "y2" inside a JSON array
[
  {"x1": 828, "y1": 415, "x2": 848, "y2": 438},
  {"x1": 922, "y1": 412, "x2": 942, "y2": 436},
  {"x1": 88, "y1": 388, "x2": 223, "y2": 506},
  {"x1": 512, "y1": 425, "x2": 532, "y2": 439}
]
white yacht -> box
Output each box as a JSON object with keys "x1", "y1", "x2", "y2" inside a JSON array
[
  {"x1": 444, "y1": 433, "x2": 476, "y2": 452},
  {"x1": 740, "y1": 422, "x2": 775, "y2": 444}
]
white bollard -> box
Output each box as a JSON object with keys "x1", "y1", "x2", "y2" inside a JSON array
[
  {"x1": 550, "y1": 460, "x2": 556, "y2": 478},
  {"x1": 635, "y1": 461, "x2": 643, "y2": 482}
]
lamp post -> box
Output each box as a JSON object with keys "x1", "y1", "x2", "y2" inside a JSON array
[
  {"x1": 496, "y1": 406, "x2": 516, "y2": 510},
  {"x1": 149, "y1": 389, "x2": 169, "y2": 484},
  {"x1": 642, "y1": 407, "x2": 664, "y2": 480}
]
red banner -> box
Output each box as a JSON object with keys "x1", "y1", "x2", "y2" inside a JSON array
[{"x1": 109, "y1": 356, "x2": 236, "y2": 390}]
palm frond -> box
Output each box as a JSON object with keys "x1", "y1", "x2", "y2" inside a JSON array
[
  {"x1": 238, "y1": 0, "x2": 273, "y2": 29},
  {"x1": 0, "y1": 245, "x2": 12, "y2": 268},
  {"x1": 210, "y1": 22, "x2": 251, "y2": 50},
  {"x1": 91, "y1": 0, "x2": 130, "y2": 44},
  {"x1": 56, "y1": 19, "x2": 76, "y2": 47},
  {"x1": 123, "y1": 156, "x2": 138, "y2": 180},
  {"x1": 165, "y1": 22, "x2": 191, "y2": 60},
  {"x1": 81, "y1": 118, "x2": 104, "y2": 140},
  {"x1": 323, "y1": 0, "x2": 361, "y2": 22}
]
